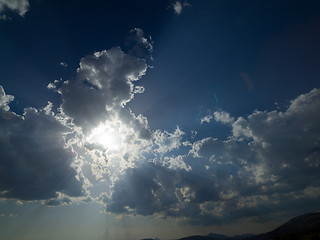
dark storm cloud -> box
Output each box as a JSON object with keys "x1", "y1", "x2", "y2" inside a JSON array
[
  {"x1": 105, "y1": 89, "x2": 320, "y2": 225},
  {"x1": 105, "y1": 163, "x2": 180, "y2": 216},
  {"x1": 105, "y1": 158, "x2": 235, "y2": 221},
  {"x1": 0, "y1": 86, "x2": 84, "y2": 201}
]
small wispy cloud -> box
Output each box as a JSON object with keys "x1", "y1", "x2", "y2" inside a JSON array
[
  {"x1": 201, "y1": 111, "x2": 234, "y2": 125},
  {"x1": 60, "y1": 62, "x2": 68, "y2": 68},
  {"x1": 200, "y1": 114, "x2": 213, "y2": 124},
  {"x1": 125, "y1": 28, "x2": 154, "y2": 60},
  {"x1": 171, "y1": 1, "x2": 191, "y2": 15},
  {"x1": 213, "y1": 111, "x2": 234, "y2": 124},
  {"x1": 0, "y1": 0, "x2": 30, "y2": 19}
]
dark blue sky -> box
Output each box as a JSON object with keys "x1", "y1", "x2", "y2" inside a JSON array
[
  {"x1": 2, "y1": 0, "x2": 320, "y2": 130},
  {"x1": 1, "y1": 1, "x2": 320, "y2": 240}
]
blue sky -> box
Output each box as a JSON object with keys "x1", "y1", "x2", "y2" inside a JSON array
[{"x1": 1, "y1": 1, "x2": 320, "y2": 239}]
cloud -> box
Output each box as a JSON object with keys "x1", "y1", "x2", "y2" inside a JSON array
[
  {"x1": 230, "y1": 89, "x2": 320, "y2": 188},
  {"x1": 153, "y1": 126, "x2": 185, "y2": 154},
  {"x1": 103, "y1": 88, "x2": 320, "y2": 225},
  {"x1": 44, "y1": 196, "x2": 72, "y2": 207},
  {"x1": 1, "y1": 31, "x2": 186, "y2": 208},
  {"x1": 42, "y1": 192, "x2": 91, "y2": 207},
  {"x1": 213, "y1": 111, "x2": 234, "y2": 124},
  {"x1": 171, "y1": 1, "x2": 191, "y2": 15},
  {"x1": 0, "y1": 85, "x2": 14, "y2": 111},
  {"x1": 0, "y1": 0, "x2": 29, "y2": 18},
  {"x1": 46, "y1": 42, "x2": 158, "y2": 202},
  {"x1": 125, "y1": 28, "x2": 154, "y2": 60},
  {"x1": 0, "y1": 87, "x2": 84, "y2": 201},
  {"x1": 201, "y1": 111, "x2": 234, "y2": 125},
  {"x1": 60, "y1": 62, "x2": 68, "y2": 68},
  {"x1": 46, "y1": 45, "x2": 155, "y2": 198},
  {"x1": 105, "y1": 162, "x2": 181, "y2": 216},
  {"x1": 48, "y1": 47, "x2": 148, "y2": 134},
  {"x1": 1, "y1": 27, "x2": 319, "y2": 225},
  {"x1": 162, "y1": 155, "x2": 191, "y2": 171},
  {"x1": 0, "y1": 33, "x2": 154, "y2": 206},
  {"x1": 200, "y1": 115, "x2": 213, "y2": 124},
  {"x1": 173, "y1": 1, "x2": 183, "y2": 15}
]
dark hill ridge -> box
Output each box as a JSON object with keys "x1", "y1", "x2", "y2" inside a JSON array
[
  {"x1": 178, "y1": 234, "x2": 256, "y2": 240},
  {"x1": 270, "y1": 212, "x2": 320, "y2": 235},
  {"x1": 178, "y1": 233, "x2": 255, "y2": 240},
  {"x1": 176, "y1": 212, "x2": 320, "y2": 240}
]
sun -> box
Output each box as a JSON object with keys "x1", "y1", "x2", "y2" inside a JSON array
[{"x1": 87, "y1": 124, "x2": 122, "y2": 151}]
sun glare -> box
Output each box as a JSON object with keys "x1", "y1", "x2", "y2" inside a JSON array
[{"x1": 87, "y1": 124, "x2": 122, "y2": 151}]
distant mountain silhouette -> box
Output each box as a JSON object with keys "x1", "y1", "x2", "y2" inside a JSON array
[
  {"x1": 176, "y1": 212, "x2": 320, "y2": 240},
  {"x1": 207, "y1": 233, "x2": 232, "y2": 239},
  {"x1": 178, "y1": 233, "x2": 255, "y2": 240}
]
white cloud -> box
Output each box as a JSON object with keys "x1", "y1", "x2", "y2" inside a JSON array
[
  {"x1": 154, "y1": 127, "x2": 185, "y2": 154},
  {"x1": 214, "y1": 111, "x2": 234, "y2": 124},
  {"x1": 172, "y1": 1, "x2": 191, "y2": 15},
  {"x1": 200, "y1": 115, "x2": 213, "y2": 124},
  {"x1": 162, "y1": 155, "x2": 192, "y2": 171},
  {"x1": 0, "y1": 0, "x2": 29, "y2": 18},
  {"x1": 1, "y1": 34, "x2": 186, "y2": 209},
  {"x1": 0, "y1": 85, "x2": 14, "y2": 111},
  {"x1": 60, "y1": 62, "x2": 68, "y2": 68},
  {"x1": 173, "y1": 1, "x2": 183, "y2": 15},
  {"x1": 45, "y1": 42, "x2": 156, "y2": 201},
  {"x1": 48, "y1": 47, "x2": 148, "y2": 133},
  {"x1": 200, "y1": 111, "x2": 234, "y2": 125}
]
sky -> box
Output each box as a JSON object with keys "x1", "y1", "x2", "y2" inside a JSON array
[{"x1": 1, "y1": 0, "x2": 320, "y2": 240}]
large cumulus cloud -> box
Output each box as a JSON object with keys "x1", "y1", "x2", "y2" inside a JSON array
[
  {"x1": 45, "y1": 35, "x2": 155, "y2": 201},
  {"x1": 1, "y1": 31, "x2": 173, "y2": 206},
  {"x1": 56, "y1": 47, "x2": 147, "y2": 133},
  {"x1": 104, "y1": 89, "x2": 320, "y2": 225},
  {"x1": 231, "y1": 89, "x2": 320, "y2": 190},
  {"x1": 1, "y1": 26, "x2": 319, "y2": 226}
]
